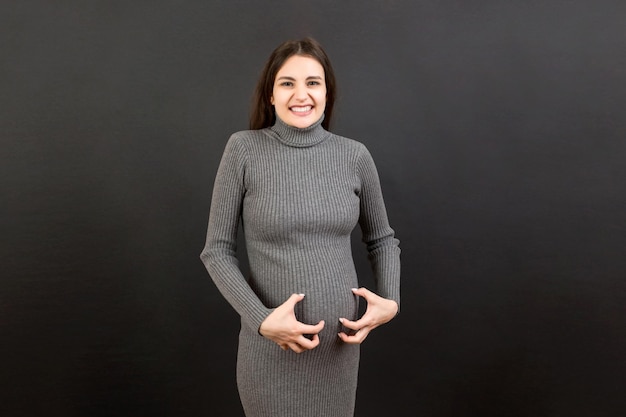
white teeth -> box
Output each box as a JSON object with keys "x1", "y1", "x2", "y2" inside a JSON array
[{"x1": 291, "y1": 106, "x2": 312, "y2": 113}]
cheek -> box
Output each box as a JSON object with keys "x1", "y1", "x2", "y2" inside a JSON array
[
  {"x1": 273, "y1": 91, "x2": 288, "y2": 106},
  {"x1": 318, "y1": 93, "x2": 327, "y2": 108},
  {"x1": 320, "y1": 89, "x2": 328, "y2": 105}
]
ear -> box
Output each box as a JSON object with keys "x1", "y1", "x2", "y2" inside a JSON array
[{"x1": 270, "y1": 96, "x2": 275, "y2": 105}]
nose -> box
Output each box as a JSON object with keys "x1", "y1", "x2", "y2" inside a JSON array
[{"x1": 294, "y1": 83, "x2": 308, "y2": 101}]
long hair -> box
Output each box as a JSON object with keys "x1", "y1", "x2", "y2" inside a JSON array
[{"x1": 249, "y1": 37, "x2": 337, "y2": 130}]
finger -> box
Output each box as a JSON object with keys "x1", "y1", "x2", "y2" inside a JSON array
[
  {"x1": 288, "y1": 342, "x2": 305, "y2": 353},
  {"x1": 339, "y1": 317, "x2": 369, "y2": 331},
  {"x1": 286, "y1": 293, "x2": 306, "y2": 308},
  {"x1": 295, "y1": 336, "x2": 319, "y2": 351},
  {"x1": 338, "y1": 317, "x2": 359, "y2": 331},
  {"x1": 298, "y1": 319, "x2": 325, "y2": 334},
  {"x1": 338, "y1": 331, "x2": 362, "y2": 344},
  {"x1": 351, "y1": 287, "x2": 373, "y2": 299},
  {"x1": 337, "y1": 331, "x2": 356, "y2": 344},
  {"x1": 338, "y1": 327, "x2": 371, "y2": 344}
]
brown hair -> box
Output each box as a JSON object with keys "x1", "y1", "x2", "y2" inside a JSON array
[{"x1": 249, "y1": 37, "x2": 337, "y2": 130}]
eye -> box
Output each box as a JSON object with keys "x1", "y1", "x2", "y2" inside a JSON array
[
  {"x1": 279, "y1": 81, "x2": 293, "y2": 87},
  {"x1": 307, "y1": 80, "x2": 321, "y2": 86}
]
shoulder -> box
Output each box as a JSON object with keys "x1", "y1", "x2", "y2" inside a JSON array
[
  {"x1": 329, "y1": 134, "x2": 378, "y2": 177},
  {"x1": 218, "y1": 130, "x2": 260, "y2": 169},
  {"x1": 323, "y1": 133, "x2": 377, "y2": 178},
  {"x1": 326, "y1": 132, "x2": 371, "y2": 156},
  {"x1": 222, "y1": 129, "x2": 268, "y2": 155},
  {"x1": 227, "y1": 129, "x2": 266, "y2": 145}
]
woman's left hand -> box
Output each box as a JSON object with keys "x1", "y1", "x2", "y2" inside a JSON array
[{"x1": 338, "y1": 287, "x2": 398, "y2": 344}]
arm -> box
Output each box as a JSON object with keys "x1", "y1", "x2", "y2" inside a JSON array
[
  {"x1": 339, "y1": 145, "x2": 401, "y2": 344},
  {"x1": 200, "y1": 135, "x2": 271, "y2": 332},
  {"x1": 200, "y1": 135, "x2": 324, "y2": 350}
]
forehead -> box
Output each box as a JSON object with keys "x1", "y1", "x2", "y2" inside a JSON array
[{"x1": 276, "y1": 55, "x2": 325, "y2": 78}]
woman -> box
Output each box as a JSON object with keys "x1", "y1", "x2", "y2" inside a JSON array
[{"x1": 200, "y1": 37, "x2": 401, "y2": 417}]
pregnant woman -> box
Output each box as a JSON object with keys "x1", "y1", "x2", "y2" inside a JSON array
[{"x1": 200, "y1": 37, "x2": 401, "y2": 417}]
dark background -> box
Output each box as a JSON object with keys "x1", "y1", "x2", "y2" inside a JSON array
[{"x1": 2, "y1": 1, "x2": 625, "y2": 416}]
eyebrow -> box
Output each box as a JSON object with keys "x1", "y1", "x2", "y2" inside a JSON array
[{"x1": 276, "y1": 75, "x2": 324, "y2": 81}]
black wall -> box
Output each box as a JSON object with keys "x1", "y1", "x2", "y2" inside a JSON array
[{"x1": 2, "y1": 1, "x2": 625, "y2": 416}]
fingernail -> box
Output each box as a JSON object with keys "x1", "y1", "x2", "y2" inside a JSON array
[
  {"x1": 299, "y1": 293, "x2": 305, "y2": 297},
  {"x1": 351, "y1": 288, "x2": 358, "y2": 292},
  {"x1": 339, "y1": 318, "x2": 344, "y2": 323}
]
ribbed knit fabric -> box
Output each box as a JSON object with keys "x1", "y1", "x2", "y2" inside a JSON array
[{"x1": 200, "y1": 115, "x2": 401, "y2": 417}]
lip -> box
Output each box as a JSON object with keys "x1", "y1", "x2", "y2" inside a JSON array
[{"x1": 289, "y1": 105, "x2": 314, "y2": 116}]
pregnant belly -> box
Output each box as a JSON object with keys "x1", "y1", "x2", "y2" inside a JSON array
[
  {"x1": 293, "y1": 277, "x2": 360, "y2": 345},
  {"x1": 251, "y1": 259, "x2": 360, "y2": 339},
  {"x1": 293, "y1": 279, "x2": 359, "y2": 325}
]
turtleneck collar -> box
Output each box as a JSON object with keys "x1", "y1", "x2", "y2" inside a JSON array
[{"x1": 268, "y1": 114, "x2": 329, "y2": 148}]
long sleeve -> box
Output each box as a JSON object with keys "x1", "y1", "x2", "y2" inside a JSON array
[
  {"x1": 201, "y1": 123, "x2": 397, "y2": 416},
  {"x1": 356, "y1": 145, "x2": 401, "y2": 309},
  {"x1": 200, "y1": 134, "x2": 271, "y2": 332}
]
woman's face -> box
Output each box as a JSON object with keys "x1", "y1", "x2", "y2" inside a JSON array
[{"x1": 271, "y1": 55, "x2": 326, "y2": 129}]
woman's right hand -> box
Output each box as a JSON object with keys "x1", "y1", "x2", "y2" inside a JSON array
[{"x1": 259, "y1": 293, "x2": 325, "y2": 353}]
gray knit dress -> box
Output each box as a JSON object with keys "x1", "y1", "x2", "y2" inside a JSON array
[{"x1": 200, "y1": 115, "x2": 400, "y2": 417}]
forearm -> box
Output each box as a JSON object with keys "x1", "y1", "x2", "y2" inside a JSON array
[{"x1": 201, "y1": 250, "x2": 271, "y2": 331}]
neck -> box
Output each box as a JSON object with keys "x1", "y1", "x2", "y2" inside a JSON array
[{"x1": 269, "y1": 115, "x2": 328, "y2": 147}]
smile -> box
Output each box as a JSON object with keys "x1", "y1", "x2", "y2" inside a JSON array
[{"x1": 290, "y1": 106, "x2": 313, "y2": 113}]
